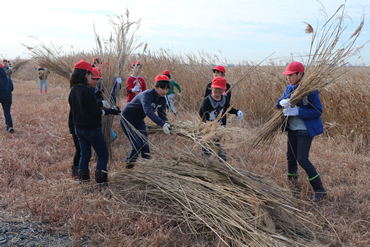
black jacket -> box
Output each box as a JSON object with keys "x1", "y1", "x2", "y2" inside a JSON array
[
  {"x1": 0, "y1": 68, "x2": 13, "y2": 104},
  {"x1": 199, "y1": 94, "x2": 238, "y2": 126},
  {"x1": 68, "y1": 85, "x2": 103, "y2": 130}
]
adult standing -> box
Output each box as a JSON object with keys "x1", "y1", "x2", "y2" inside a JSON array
[
  {"x1": 38, "y1": 66, "x2": 50, "y2": 93},
  {"x1": 0, "y1": 63, "x2": 14, "y2": 133}
]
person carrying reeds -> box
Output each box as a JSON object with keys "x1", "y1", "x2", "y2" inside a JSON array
[
  {"x1": 163, "y1": 70, "x2": 181, "y2": 116},
  {"x1": 37, "y1": 66, "x2": 50, "y2": 93},
  {"x1": 2, "y1": 59, "x2": 12, "y2": 78},
  {"x1": 276, "y1": 61, "x2": 326, "y2": 202},
  {"x1": 126, "y1": 61, "x2": 146, "y2": 103},
  {"x1": 68, "y1": 60, "x2": 120, "y2": 185},
  {"x1": 120, "y1": 75, "x2": 171, "y2": 169},
  {"x1": 0, "y1": 63, "x2": 14, "y2": 133},
  {"x1": 204, "y1": 65, "x2": 231, "y2": 101},
  {"x1": 199, "y1": 76, "x2": 243, "y2": 161}
]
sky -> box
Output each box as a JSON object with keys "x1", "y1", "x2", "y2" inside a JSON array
[{"x1": 1, "y1": 0, "x2": 369, "y2": 65}]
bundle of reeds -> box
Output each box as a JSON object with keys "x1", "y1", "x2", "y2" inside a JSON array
[
  {"x1": 12, "y1": 59, "x2": 30, "y2": 70},
  {"x1": 111, "y1": 153, "x2": 323, "y2": 246},
  {"x1": 250, "y1": 4, "x2": 366, "y2": 148},
  {"x1": 22, "y1": 38, "x2": 73, "y2": 79}
]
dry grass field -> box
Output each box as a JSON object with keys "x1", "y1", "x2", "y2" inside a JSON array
[{"x1": 0, "y1": 60, "x2": 369, "y2": 246}]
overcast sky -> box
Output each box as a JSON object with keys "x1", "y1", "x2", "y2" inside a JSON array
[{"x1": 1, "y1": 0, "x2": 369, "y2": 65}]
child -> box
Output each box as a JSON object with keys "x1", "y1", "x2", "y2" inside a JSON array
[
  {"x1": 199, "y1": 76, "x2": 243, "y2": 161},
  {"x1": 204, "y1": 65, "x2": 231, "y2": 101},
  {"x1": 276, "y1": 61, "x2": 326, "y2": 202},
  {"x1": 68, "y1": 60, "x2": 120, "y2": 184},
  {"x1": 0, "y1": 63, "x2": 14, "y2": 133},
  {"x1": 163, "y1": 70, "x2": 181, "y2": 115},
  {"x1": 120, "y1": 74, "x2": 171, "y2": 168},
  {"x1": 126, "y1": 61, "x2": 146, "y2": 103},
  {"x1": 2, "y1": 59, "x2": 12, "y2": 78},
  {"x1": 38, "y1": 66, "x2": 50, "y2": 93}
]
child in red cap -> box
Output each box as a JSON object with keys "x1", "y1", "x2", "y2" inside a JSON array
[
  {"x1": 68, "y1": 60, "x2": 120, "y2": 184},
  {"x1": 204, "y1": 65, "x2": 231, "y2": 101},
  {"x1": 276, "y1": 61, "x2": 326, "y2": 202},
  {"x1": 126, "y1": 61, "x2": 146, "y2": 103},
  {"x1": 120, "y1": 74, "x2": 171, "y2": 169},
  {"x1": 199, "y1": 76, "x2": 243, "y2": 161},
  {"x1": 163, "y1": 70, "x2": 181, "y2": 115}
]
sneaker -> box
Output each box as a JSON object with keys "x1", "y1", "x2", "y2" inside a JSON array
[{"x1": 7, "y1": 127, "x2": 14, "y2": 133}]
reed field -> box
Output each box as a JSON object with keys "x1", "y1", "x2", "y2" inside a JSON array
[
  {"x1": 1, "y1": 5, "x2": 369, "y2": 246},
  {"x1": 0, "y1": 55, "x2": 369, "y2": 246}
]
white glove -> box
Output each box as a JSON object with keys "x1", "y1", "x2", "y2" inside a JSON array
[
  {"x1": 162, "y1": 123, "x2": 171, "y2": 135},
  {"x1": 237, "y1": 110, "x2": 243, "y2": 121},
  {"x1": 132, "y1": 85, "x2": 140, "y2": 92},
  {"x1": 279, "y1": 99, "x2": 290, "y2": 108},
  {"x1": 102, "y1": 100, "x2": 110, "y2": 108},
  {"x1": 8, "y1": 67, "x2": 12, "y2": 70},
  {"x1": 283, "y1": 106, "x2": 299, "y2": 116},
  {"x1": 116, "y1": 78, "x2": 122, "y2": 84}
]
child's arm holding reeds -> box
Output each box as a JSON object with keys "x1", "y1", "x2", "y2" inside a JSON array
[
  {"x1": 199, "y1": 98, "x2": 211, "y2": 122},
  {"x1": 298, "y1": 91, "x2": 323, "y2": 119}
]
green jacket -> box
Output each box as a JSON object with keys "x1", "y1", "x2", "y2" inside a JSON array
[{"x1": 166, "y1": 79, "x2": 181, "y2": 95}]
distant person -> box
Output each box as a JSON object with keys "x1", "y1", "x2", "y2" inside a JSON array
[
  {"x1": 68, "y1": 60, "x2": 120, "y2": 185},
  {"x1": 204, "y1": 65, "x2": 231, "y2": 101},
  {"x1": 38, "y1": 66, "x2": 50, "y2": 93},
  {"x1": 126, "y1": 61, "x2": 146, "y2": 103},
  {"x1": 2, "y1": 59, "x2": 12, "y2": 78},
  {"x1": 0, "y1": 63, "x2": 14, "y2": 133},
  {"x1": 199, "y1": 76, "x2": 243, "y2": 161},
  {"x1": 120, "y1": 75, "x2": 171, "y2": 169},
  {"x1": 276, "y1": 61, "x2": 326, "y2": 202},
  {"x1": 162, "y1": 70, "x2": 181, "y2": 116}
]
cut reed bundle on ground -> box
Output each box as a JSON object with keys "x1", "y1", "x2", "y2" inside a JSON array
[
  {"x1": 250, "y1": 4, "x2": 366, "y2": 148},
  {"x1": 111, "y1": 154, "x2": 325, "y2": 246}
]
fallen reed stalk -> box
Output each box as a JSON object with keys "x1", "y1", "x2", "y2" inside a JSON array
[{"x1": 111, "y1": 153, "x2": 324, "y2": 246}]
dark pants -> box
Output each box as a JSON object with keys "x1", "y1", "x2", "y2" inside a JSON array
[
  {"x1": 202, "y1": 139, "x2": 227, "y2": 161},
  {"x1": 1, "y1": 103, "x2": 13, "y2": 128},
  {"x1": 287, "y1": 129, "x2": 318, "y2": 179},
  {"x1": 75, "y1": 127, "x2": 109, "y2": 171},
  {"x1": 120, "y1": 117, "x2": 150, "y2": 163},
  {"x1": 72, "y1": 133, "x2": 81, "y2": 167}
]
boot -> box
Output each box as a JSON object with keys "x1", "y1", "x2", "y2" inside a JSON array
[
  {"x1": 78, "y1": 169, "x2": 90, "y2": 182},
  {"x1": 309, "y1": 175, "x2": 326, "y2": 202},
  {"x1": 287, "y1": 172, "x2": 299, "y2": 186},
  {"x1": 71, "y1": 165, "x2": 79, "y2": 179},
  {"x1": 95, "y1": 170, "x2": 108, "y2": 186},
  {"x1": 125, "y1": 157, "x2": 136, "y2": 169}
]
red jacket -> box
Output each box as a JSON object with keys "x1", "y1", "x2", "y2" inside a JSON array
[{"x1": 126, "y1": 75, "x2": 146, "y2": 102}]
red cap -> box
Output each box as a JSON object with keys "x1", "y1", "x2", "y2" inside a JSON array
[
  {"x1": 163, "y1": 70, "x2": 170, "y2": 75},
  {"x1": 91, "y1": 68, "x2": 102, "y2": 79},
  {"x1": 212, "y1": 65, "x2": 226, "y2": 74},
  {"x1": 92, "y1": 57, "x2": 100, "y2": 62},
  {"x1": 283, "y1": 61, "x2": 304, "y2": 75},
  {"x1": 131, "y1": 61, "x2": 141, "y2": 67},
  {"x1": 101, "y1": 61, "x2": 110, "y2": 67},
  {"x1": 2, "y1": 59, "x2": 7, "y2": 62},
  {"x1": 211, "y1": 76, "x2": 227, "y2": 90},
  {"x1": 155, "y1": 74, "x2": 170, "y2": 83},
  {"x1": 0, "y1": 64, "x2": 3, "y2": 68},
  {"x1": 74, "y1": 60, "x2": 93, "y2": 72}
]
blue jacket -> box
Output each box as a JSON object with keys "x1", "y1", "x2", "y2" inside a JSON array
[
  {"x1": 276, "y1": 84, "x2": 323, "y2": 137},
  {"x1": 122, "y1": 88, "x2": 168, "y2": 127},
  {"x1": 0, "y1": 68, "x2": 13, "y2": 104}
]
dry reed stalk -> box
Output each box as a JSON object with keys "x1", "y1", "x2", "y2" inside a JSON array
[
  {"x1": 111, "y1": 153, "x2": 323, "y2": 246},
  {"x1": 12, "y1": 59, "x2": 30, "y2": 70},
  {"x1": 22, "y1": 38, "x2": 73, "y2": 79},
  {"x1": 250, "y1": 4, "x2": 366, "y2": 148},
  {"x1": 93, "y1": 10, "x2": 146, "y2": 158}
]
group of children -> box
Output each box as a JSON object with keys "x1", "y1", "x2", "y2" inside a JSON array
[{"x1": 66, "y1": 58, "x2": 325, "y2": 201}]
